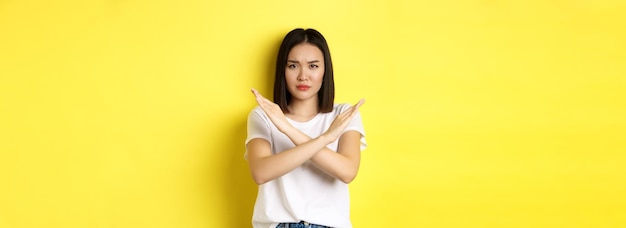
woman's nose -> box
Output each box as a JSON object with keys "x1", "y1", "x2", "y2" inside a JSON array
[{"x1": 297, "y1": 70, "x2": 307, "y2": 81}]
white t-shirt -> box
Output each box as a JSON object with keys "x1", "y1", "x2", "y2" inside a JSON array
[{"x1": 245, "y1": 103, "x2": 367, "y2": 228}]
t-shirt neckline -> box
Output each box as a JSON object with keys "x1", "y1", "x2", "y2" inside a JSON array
[{"x1": 286, "y1": 113, "x2": 322, "y2": 126}]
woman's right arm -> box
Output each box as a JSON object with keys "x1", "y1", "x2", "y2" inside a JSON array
[{"x1": 246, "y1": 134, "x2": 333, "y2": 185}]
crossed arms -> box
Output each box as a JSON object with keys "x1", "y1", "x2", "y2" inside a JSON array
[{"x1": 246, "y1": 89, "x2": 364, "y2": 185}]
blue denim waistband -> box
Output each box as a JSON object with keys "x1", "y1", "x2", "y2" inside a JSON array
[{"x1": 276, "y1": 220, "x2": 332, "y2": 228}]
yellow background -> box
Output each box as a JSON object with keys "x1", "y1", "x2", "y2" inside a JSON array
[{"x1": 1, "y1": 0, "x2": 625, "y2": 227}]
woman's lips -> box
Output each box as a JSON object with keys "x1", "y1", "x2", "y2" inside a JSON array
[{"x1": 296, "y1": 85, "x2": 310, "y2": 91}]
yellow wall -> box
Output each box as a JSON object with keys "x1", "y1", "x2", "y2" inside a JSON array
[{"x1": 1, "y1": 0, "x2": 624, "y2": 227}]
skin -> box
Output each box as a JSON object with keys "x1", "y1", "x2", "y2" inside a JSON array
[
  {"x1": 247, "y1": 43, "x2": 365, "y2": 185},
  {"x1": 284, "y1": 43, "x2": 325, "y2": 121}
]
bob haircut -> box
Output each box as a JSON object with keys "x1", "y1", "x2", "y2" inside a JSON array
[{"x1": 273, "y1": 28, "x2": 335, "y2": 113}]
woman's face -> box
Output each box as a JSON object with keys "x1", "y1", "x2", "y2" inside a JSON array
[{"x1": 285, "y1": 43, "x2": 325, "y2": 103}]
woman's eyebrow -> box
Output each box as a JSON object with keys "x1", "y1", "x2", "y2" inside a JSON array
[{"x1": 287, "y1": 60, "x2": 321, "y2": 63}]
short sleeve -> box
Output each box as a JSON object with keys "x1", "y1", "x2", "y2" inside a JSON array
[
  {"x1": 244, "y1": 107, "x2": 272, "y2": 159},
  {"x1": 339, "y1": 104, "x2": 367, "y2": 151}
]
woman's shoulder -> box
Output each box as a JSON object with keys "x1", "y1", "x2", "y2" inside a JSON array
[
  {"x1": 248, "y1": 106, "x2": 268, "y2": 119},
  {"x1": 247, "y1": 105, "x2": 261, "y2": 114}
]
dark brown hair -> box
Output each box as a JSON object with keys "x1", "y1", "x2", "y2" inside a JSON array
[{"x1": 273, "y1": 28, "x2": 335, "y2": 113}]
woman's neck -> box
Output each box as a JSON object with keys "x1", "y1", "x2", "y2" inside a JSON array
[{"x1": 287, "y1": 98, "x2": 319, "y2": 121}]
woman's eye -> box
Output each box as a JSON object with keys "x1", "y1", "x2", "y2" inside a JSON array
[
  {"x1": 310, "y1": 64, "x2": 318, "y2": 69},
  {"x1": 287, "y1": 64, "x2": 297, "y2": 69}
]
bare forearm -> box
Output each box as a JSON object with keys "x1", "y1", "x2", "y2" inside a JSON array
[
  {"x1": 248, "y1": 135, "x2": 332, "y2": 185},
  {"x1": 282, "y1": 127, "x2": 360, "y2": 183},
  {"x1": 309, "y1": 150, "x2": 359, "y2": 183}
]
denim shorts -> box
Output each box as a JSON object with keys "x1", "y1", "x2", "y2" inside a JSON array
[{"x1": 276, "y1": 221, "x2": 332, "y2": 228}]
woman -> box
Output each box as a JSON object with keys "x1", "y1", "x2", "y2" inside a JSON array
[{"x1": 246, "y1": 28, "x2": 366, "y2": 228}]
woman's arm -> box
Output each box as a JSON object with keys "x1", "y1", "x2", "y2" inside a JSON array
[
  {"x1": 248, "y1": 88, "x2": 364, "y2": 184},
  {"x1": 269, "y1": 103, "x2": 364, "y2": 183},
  {"x1": 246, "y1": 134, "x2": 334, "y2": 185},
  {"x1": 310, "y1": 131, "x2": 362, "y2": 183},
  {"x1": 280, "y1": 128, "x2": 362, "y2": 184}
]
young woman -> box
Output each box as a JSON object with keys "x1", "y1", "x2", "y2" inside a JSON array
[{"x1": 245, "y1": 28, "x2": 367, "y2": 228}]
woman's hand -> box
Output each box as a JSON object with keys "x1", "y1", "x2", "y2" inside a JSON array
[
  {"x1": 323, "y1": 99, "x2": 365, "y2": 142},
  {"x1": 251, "y1": 88, "x2": 293, "y2": 134}
]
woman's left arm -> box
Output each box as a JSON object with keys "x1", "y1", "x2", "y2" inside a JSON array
[
  {"x1": 278, "y1": 128, "x2": 362, "y2": 183},
  {"x1": 309, "y1": 131, "x2": 362, "y2": 183}
]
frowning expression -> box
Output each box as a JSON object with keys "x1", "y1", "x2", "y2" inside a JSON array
[{"x1": 285, "y1": 43, "x2": 325, "y2": 103}]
